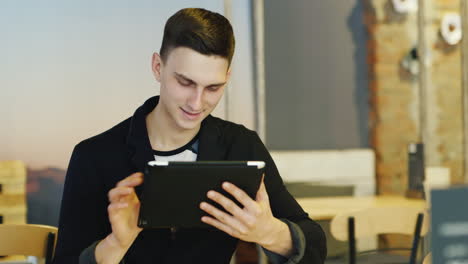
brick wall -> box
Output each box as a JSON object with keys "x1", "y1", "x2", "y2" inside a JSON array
[
  {"x1": 364, "y1": 0, "x2": 464, "y2": 195},
  {"x1": 427, "y1": 0, "x2": 464, "y2": 184}
]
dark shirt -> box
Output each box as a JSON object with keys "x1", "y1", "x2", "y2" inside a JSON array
[{"x1": 53, "y1": 96, "x2": 327, "y2": 264}]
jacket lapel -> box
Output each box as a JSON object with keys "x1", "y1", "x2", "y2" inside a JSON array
[
  {"x1": 126, "y1": 97, "x2": 158, "y2": 172},
  {"x1": 197, "y1": 116, "x2": 226, "y2": 161}
]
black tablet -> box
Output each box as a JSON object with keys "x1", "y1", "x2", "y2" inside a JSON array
[{"x1": 138, "y1": 161, "x2": 265, "y2": 229}]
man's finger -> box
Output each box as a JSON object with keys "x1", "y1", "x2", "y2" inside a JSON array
[
  {"x1": 255, "y1": 175, "x2": 269, "y2": 202},
  {"x1": 199, "y1": 201, "x2": 247, "y2": 234},
  {"x1": 116, "y1": 172, "x2": 143, "y2": 188},
  {"x1": 108, "y1": 202, "x2": 129, "y2": 211},
  {"x1": 207, "y1": 189, "x2": 244, "y2": 215},
  {"x1": 205, "y1": 190, "x2": 259, "y2": 228},
  {"x1": 221, "y1": 182, "x2": 257, "y2": 210},
  {"x1": 108, "y1": 187, "x2": 134, "y2": 203},
  {"x1": 201, "y1": 216, "x2": 241, "y2": 239}
]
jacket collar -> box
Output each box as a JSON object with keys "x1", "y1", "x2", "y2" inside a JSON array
[
  {"x1": 126, "y1": 96, "x2": 226, "y2": 172},
  {"x1": 197, "y1": 114, "x2": 226, "y2": 161}
]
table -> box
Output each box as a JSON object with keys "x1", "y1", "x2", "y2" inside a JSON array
[
  {"x1": 0, "y1": 256, "x2": 33, "y2": 264},
  {"x1": 297, "y1": 195, "x2": 427, "y2": 221}
]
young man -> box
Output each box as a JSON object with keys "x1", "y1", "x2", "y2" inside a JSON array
[{"x1": 53, "y1": 8, "x2": 326, "y2": 264}]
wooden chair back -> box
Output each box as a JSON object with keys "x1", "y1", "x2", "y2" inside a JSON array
[
  {"x1": 330, "y1": 207, "x2": 429, "y2": 264},
  {"x1": 0, "y1": 224, "x2": 58, "y2": 264},
  {"x1": 331, "y1": 207, "x2": 429, "y2": 241},
  {"x1": 423, "y1": 253, "x2": 431, "y2": 264}
]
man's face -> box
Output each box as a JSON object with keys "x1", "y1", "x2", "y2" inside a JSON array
[{"x1": 152, "y1": 47, "x2": 230, "y2": 132}]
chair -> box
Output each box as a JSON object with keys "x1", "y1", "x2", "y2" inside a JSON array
[
  {"x1": 330, "y1": 207, "x2": 429, "y2": 264},
  {"x1": 0, "y1": 224, "x2": 58, "y2": 264},
  {"x1": 422, "y1": 253, "x2": 431, "y2": 264}
]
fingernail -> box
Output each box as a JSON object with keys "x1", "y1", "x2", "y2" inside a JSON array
[
  {"x1": 223, "y1": 182, "x2": 231, "y2": 188},
  {"x1": 207, "y1": 191, "x2": 215, "y2": 198}
]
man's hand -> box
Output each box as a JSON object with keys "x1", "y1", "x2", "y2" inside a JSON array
[
  {"x1": 107, "y1": 172, "x2": 144, "y2": 247},
  {"x1": 95, "y1": 172, "x2": 143, "y2": 264},
  {"x1": 199, "y1": 177, "x2": 294, "y2": 257}
]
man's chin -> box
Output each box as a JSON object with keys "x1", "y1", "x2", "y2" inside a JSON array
[{"x1": 175, "y1": 119, "x2": 202, "y2": 132}]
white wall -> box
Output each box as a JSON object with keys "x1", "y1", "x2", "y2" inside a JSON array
[
  {"x1": 271, "y1": 149, "x2": 376, "y2": 196},
  {"x1": 0, "y1": 0, "x2": 255, "y2": 169}
]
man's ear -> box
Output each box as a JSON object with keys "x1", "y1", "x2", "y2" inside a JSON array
[
  {"x1": 152, "y1": 52, "x2": 163, "y2": 82},
  {"x1": 226, "y1": 67, "x2": 232, "y2": 82}
]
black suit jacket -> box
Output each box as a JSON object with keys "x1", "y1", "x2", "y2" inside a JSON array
[{"x1": 53, "y1": 96, "x2": 326, "y2": 264}]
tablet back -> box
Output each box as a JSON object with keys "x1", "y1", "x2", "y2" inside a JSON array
[{"x1": 138, "y1": 161, "x2": 264, "y2": 229}]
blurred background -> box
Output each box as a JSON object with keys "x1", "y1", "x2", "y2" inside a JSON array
[{"x1": 1, "y1": 0, "x2": 467, "y2": 263}]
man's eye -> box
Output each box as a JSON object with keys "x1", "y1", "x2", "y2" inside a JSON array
[
  {"x1": 207, "y1": 86, "x2": 221, "y2": 92},
  {"x1": 178, "y1": 80, "x2": 191, "y2": 86}
]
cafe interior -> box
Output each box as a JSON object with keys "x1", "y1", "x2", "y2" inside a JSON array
[{"x1": 1, "y1": 0, "x2": 468, "y2": 263}]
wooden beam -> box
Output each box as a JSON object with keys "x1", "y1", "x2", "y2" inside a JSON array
[
  {"x1": 417, "y1": 0, "x2": 428, "y2": 144},
  {"x1": 252, "y1": 0, "x2": 266, "y2": 142},
  {"x1": 461, "y1": 0, "x2": 468, "y2": 183}
]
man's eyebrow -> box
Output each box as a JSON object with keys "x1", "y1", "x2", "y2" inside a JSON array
[
  {"x1": 174, "y1": 72, "x2": 226, "y2": 87},
  {"x1": 174, "y1": 72, "x2": 195, "y2": 83}
]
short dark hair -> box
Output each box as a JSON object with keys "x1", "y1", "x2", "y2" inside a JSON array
[{"x1": 160, "y1": 8, "x2": 235, "y2": 65}]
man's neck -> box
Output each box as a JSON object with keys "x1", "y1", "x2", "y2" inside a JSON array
[{"x1": 146, "y1": 103, "x2": 200, "y2": 151}]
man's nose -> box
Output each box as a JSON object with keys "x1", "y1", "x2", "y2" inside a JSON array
[{"x1": 188, "y1": 88, "x2": 203, "y2": 111}]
